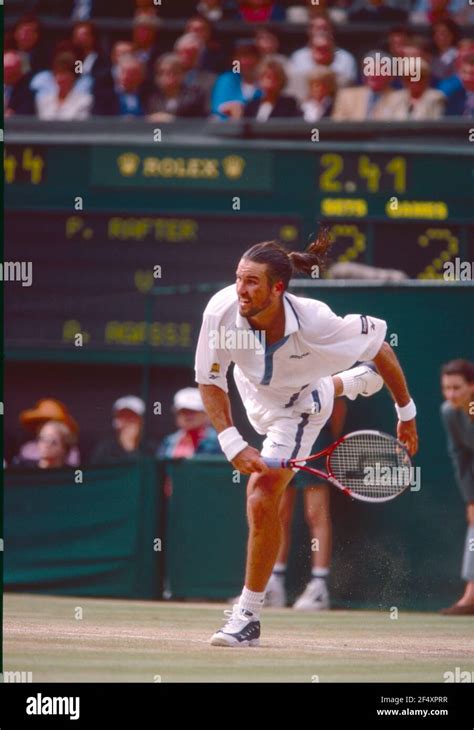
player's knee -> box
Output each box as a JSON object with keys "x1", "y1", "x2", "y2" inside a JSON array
[{"x1": 247, "y1": 490, "x2": 278, "y2": 527}]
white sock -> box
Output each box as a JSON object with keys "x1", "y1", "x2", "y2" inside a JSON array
[
  {"x1": 272, "y1": 562, "x2": 287, "y2": 578},
  {"x1": 312, "y1": 567, "x2": 329, "y2": 580},
  {"x1": 238, "y1": 586, "x2": 265, "y2": 617},
  {"x1": 337, "y1": 367, "x2": 363, "y2": 401}
]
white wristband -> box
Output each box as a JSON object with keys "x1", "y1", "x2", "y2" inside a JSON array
[
  {"x1": 395, "y1": 398, "x2": 417, "y2": 422},
  {"x1": 218, "y1": 427, "x2": 248, "y2": 462}
]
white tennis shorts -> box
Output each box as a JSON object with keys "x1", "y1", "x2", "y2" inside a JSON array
[{"x1": 253, "y1": 376, "x2": 335, "y2": 462}]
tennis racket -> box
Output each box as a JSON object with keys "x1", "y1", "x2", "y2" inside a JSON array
[{"x1": 262, "y1": 430, "x2": 413, "y2": 503}]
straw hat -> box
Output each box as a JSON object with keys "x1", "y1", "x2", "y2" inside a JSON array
[{"x1": 19, "y1": 398, "x2": 79, "y2": 434}]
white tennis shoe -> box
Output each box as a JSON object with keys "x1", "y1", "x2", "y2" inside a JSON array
[
  {"x1": 293, "y1": 578, "x2": 330, "y2": 611},
  {"x1": 210, "y1": 604, "x2": 261, "y2": 647}
]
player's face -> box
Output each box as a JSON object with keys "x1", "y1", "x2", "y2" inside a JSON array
[
  {"x1": 236, "y1": 259, "x2": 278, "y2": 317},
  {"x1": 441, "y1": 374, "x2": 473, "y2": 410}
]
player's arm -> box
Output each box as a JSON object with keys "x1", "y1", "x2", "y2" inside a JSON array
[
  {"x1": 372, "y1": 341, "x2": 418, "y2": 455},
  {"x1": 198, "y1": 384, "x2": 268, "y2": 475}
]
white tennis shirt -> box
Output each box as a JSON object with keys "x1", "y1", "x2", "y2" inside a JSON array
[{"x1": 195, "y1": 285, "x2": 387, "y2": 426}]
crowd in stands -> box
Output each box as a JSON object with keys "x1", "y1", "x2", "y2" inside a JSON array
[
  {"x1": 8, "y1": 391, "x2": 220, "y2": 469},
  {"x1": 4, "y1": 1, "x2": 474, "y2": 121}
]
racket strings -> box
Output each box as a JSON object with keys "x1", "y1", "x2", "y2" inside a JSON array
[{"x1": 329, "y1": 433, "x2": 412, "y2": 499}]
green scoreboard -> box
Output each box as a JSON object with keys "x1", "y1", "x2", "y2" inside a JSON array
[{"x1": 5, "y1": 136, "x2": 473, "y2": 360}]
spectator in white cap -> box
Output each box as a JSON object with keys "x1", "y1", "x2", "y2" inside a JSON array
[
  {"x1": 157, "y1": 387, "x2": 220, "y2": 458},
  {"x1": 91, "y1": 395, "x2": 156, "y2": 463}
]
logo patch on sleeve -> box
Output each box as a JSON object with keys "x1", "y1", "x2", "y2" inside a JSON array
[
  {"x1": 210, "y1": 362, "x2": 220, "y2": 374},
  {"x1": 360, "y1": 315, "x2": 369, "y2": 335}
]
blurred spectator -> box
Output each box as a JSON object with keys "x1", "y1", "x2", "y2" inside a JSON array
[
  {"x1": 14, "y1": 398, "x2": 80, "y2": 467},
  {"x1": 332, "y1": 51, "x2": 396, "y2": 121},
  {"x1": 349, "y1": 0, "x2": 408, "y2": 23},
  {"x1": 184, "y1": 15, "x2": 227, "y2": 73},
  {"x1": 455, "y1": 3, "x2": 474, "y2": 26},
  {"x1": 288, "y1": 32, "x2": 357, "y2": 103},
  {"x1": 431, "y1": 19, "x2": 460, "y2": 83},
  {"x1": 287, "y1": 2, "x2": 349, "y2": 25},
  {"x1": 13, "y1": 421, "x2": 77, "y2": 469},
  {"x1": 110, "y1": 40, "x2": 135, "y2": 87},
  {"x1": 30, "y1": 40, "x2": 78, "y2": 101},
  {"x1": 91, "y1": 396, "x2": 155, "y2": 463},
  {"x1": 211, "y1": 39, "x2": 261, "y2": 119},
  {"x1": 34, "y1": 0, "x2": 135, "y2": 19},
  {"x1": 132, "y1": 13, "x2": 161, "y2": 84},
  {"x1": 196, "y1": 0, "x2": 240, "y2": 20},
  {"x1": 146, "y1": 54, "x2": 207, "y2": 121},
  {"x1": 99, "y1": 54, "x2": 146, "y2": 116},
  {"x1": 442, "y1": 42, "x2": 474, "y2": 116},
  {"x1": 386, "y1": 25, "x2": 411, "y2": 57},
  {"x1": 382, "y1": 59, "x2": 446, "y2": 119},
  {"x1": 12, "y1": 14, "x2": 48, "y2": 75},
  {"x1": 290, "y1": 16, "x2": 337, "y2": 70},
  {"x1": 403, "y1": 37, "x2": 434, "y2": 67},
  {"x1": 307, "y1": 13, "x2": 334, "y2": 35},
  {"x1": 36, "y1": 52, "x2": 93, "y2": 120},
  {"x1": 254, "y1": 26, "x2": 289, "y2": 70},
  {"x1": 439, "y1": 359, "x2": 474, "y2": 615},
  {"x1": 236, "y1": 0, "x2": 286, "y2": 23},
  {"x1": 4, "y1": 50, "x2": 35, "y2": 116},
  {"x1": 38, "y1": 421, "x2": 76, "y2": 469},
  {"x1": 157, "y1": 388, "x2": 220, "y2": 458},
  {"x1": 244, "y1": 58, "x2": 300, "y2": 119},
  {"x1": 72, "y1": 21, "x2": 112, "y2": 91},
  {"x1": 174, "y1": 33, "x2": 216, "y2": 110},
  {"x1": 410, "y1": 0, "x2": 460, "y2": 25},
  {"x1": 301, "y1": 68, "x2": 337, "y2": 121}
]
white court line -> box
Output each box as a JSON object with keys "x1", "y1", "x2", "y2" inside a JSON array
[{"x1": 4, "y1": 626, "x2": 472, "y2": 656}]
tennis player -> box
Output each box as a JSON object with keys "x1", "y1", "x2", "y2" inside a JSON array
[{"x1": 195, "y1": 234, "x2": 418, "y2": 647}]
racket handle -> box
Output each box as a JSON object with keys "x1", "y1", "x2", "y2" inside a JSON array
[{"x1": 262, "y1": 457, "x2": 290, "y2": 469}]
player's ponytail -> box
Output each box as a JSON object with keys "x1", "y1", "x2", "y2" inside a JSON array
[
  {"x1": 242, "y1": 228, "x2": 333, "y2": 290},
  {"x1": 288, "y1": 227, "x2": 332, "y2": 279}
]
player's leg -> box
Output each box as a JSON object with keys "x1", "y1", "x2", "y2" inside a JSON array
[
  {"x1": 210, "y1": 379, "x2": 334, "y2": 646},
  {"x1": 210, "y1": 467, "x2": 294, "y2": 647},
  {"x1": 244, "y1": 467, "x2": 296, "y2": 592},
  {"x1": 264, "y1": 485, "x2": 296, "y2": 607},
  {"x1": 293, "y1": 484, "x2": 332, "y2": 611}
]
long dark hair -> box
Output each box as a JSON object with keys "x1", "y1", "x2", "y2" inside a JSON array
[{"x1": 242, "y1": 228, "x2": 333, "y2": 290}]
